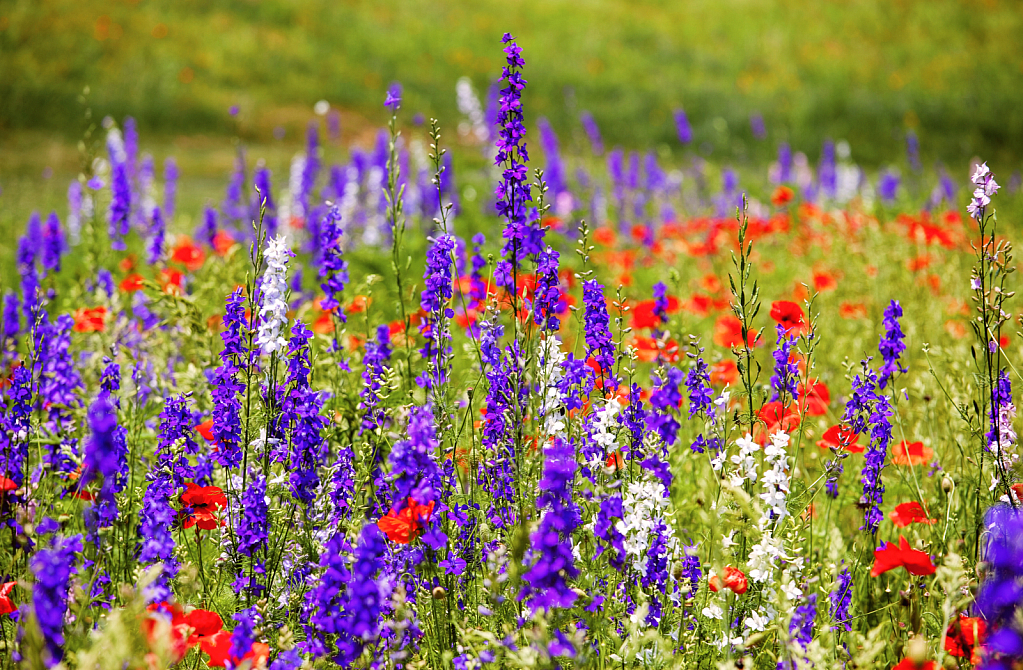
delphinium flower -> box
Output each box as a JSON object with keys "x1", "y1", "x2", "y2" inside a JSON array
[
  {"x1": 618, "y1": 383, "x2": 646, "y2": 461},
  {"x1": 906, "y1": 131, "x2": 922, "y2": 172},
  {"x1": 478, "y1": 321, "x2": 518, "y2": 530},
  {"x1": 877, "y1": 170, "x2": 900, "y2": 204},
  {"x1": 520, "y1": 437, "x2": 580, "y2": 614},
  {"x1": 156, "y1": 394, "x2": 202, "y2": 485},
  {"x1": 147, "y1": 206, "x2": 165, "y2": 265},
  {"x1": 580, "y1": 111, "x2": 604, "y2": 155},
  {"x1": 495, "y1": 33, "x2": 543, "y2": 264},
  {"x1": 359, "y1": 324, "x2": 392, "y2": 434},
  {"x1": 617, "y1": 477, "x2": 678, "y2": 615},
  {"x1": 82, "y1": 395, "x2": 121, "y2": 532},
  {"x1": 418, "y1": 234, "x2": 456, "y2": 394},
  {"x1": 255, "y1": 235, "x2": 294, "y2": 356},
  {"x1": 17, "y1": 235, "x2": 39, "y2": 323},
  {"x1": 210, "y1": 288, "x2": 247, "y2": 469},
  {"x1": 252, "y1": 166, "x2": 278, "y2": 239},
  {"x1": 467, "y1": 233, "x2": 488, "y2": 312},
  {"x1": 829, "y1": 565, "x2": 852, "y2": 632},
  {"x1": 28, "y1": 533, "x2": 83, "y2": 666},
  {"x1": 646, "y1": 367, "x2": 684, "y2": 447},
  {"x1": 305, "y1": 524, "x2": 387, "y2": 666},
  {"x1": 580, "y1": 396, "x2": 621, "y2": 482},
  {"x1": 770, "y1": 324, "x2": 800, "y2": 405},
  {"x1": 222, "y1": 149, "x2": 247, "y2": 230},
  {"x1": 877, "y1": 299, "x2": 906, "y2": 389},
  {"x1": 685, "y1": 340, "x2": 714, "y2": 420},
  {"x1": 163, "y1": 157, "x2": 178, "y2": 222},
  {"x1": 200, "y1": 206, "x2": 218, "y2": 248},
  {"x1": 760, "y1": 431, "x2": 791, "y2": 525},
  {"x1": 41, "y1": 213, "x2": 65, "y2": 275},
  {"x1": 138, "y1": 471, "x2": 177, "y2": 601},
  {"x1": 843, "y1": 362, "x2": 891, "y2": 533},
  {"x1": 988, "y1": 371, "x2": 1018, "y2": 496},
  {"x1": 652, "y1": 282, "x2": 669, "y2": 328},
  {"x1": 783, "y1": 594, "x2": 817, "y2": 665},
  {"x1": 537, "y1": 336, "x2": 569, "y2": 441},
  {"x1": 34, "y1": 313, "x2": 83, "y2": 445},
  {"x1": 608, "y1": 149, "x2": 626, "y2": 221},
  {"x1": 108, "y1": 130, "x2": 132, "y2": 250},
  {"x1": 975, "y1": 504, "x2": 1023, "y2": 668},
  {"x1": 967, "y1": 162, "x2": 999, "y2": 219},
  {"x1": 2, "y1": 291, "x2": 20, "y2": 345},
  {"x1": 593, "y1": 493, "x2": 626, "y2": 571},
  {"x1": 317, "y1": 204, "x2": 348, "y2": 316},
  {"x1": 819, "y1": 140, "x2": 837, "y2": 199},
  {"x1": 298, "y1": 123, "x2": 321, "y2": 230},
  {"x1": 582, "y1": 279, "x2": 617, "y2": 389},
  {"x1": 67, "y1": 180, "x2": 82, "y2": 244},
  {"x1": 777, "y1": 142, "x2": 793, "y2": 183},
  {"x1": 234, "y1": 470, "x2": 268, "y2": 595},
  {"x1": 537, "y1": 117, "x2": 567, "y2": 198},
  {"x1": 278, "y1": 322, "x2": 327, "y2": 504},
  {"x1": 674, "y1": 108, "x2": 693, "y2": 144},
  {"x1": 0, "y1": 364, "x2": 32, "y2": 487},
  {"x1": 532, "y1": 246, "x2": 561, "y2": 332},
  {"x1": 385, "y1": 405, "x2": 445, "y2": 547}
]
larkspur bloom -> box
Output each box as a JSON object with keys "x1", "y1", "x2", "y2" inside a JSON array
[
  {"x1": 318, "y1": 204, "x2": 348, "y2": 313},
  {"x1": 419, "y1": 234, "x2": 456, "y2": 393},
  {"x1": 829, "y1": 566, "x2": 853, "y2": 631},
  {"x1": 28, "y1": 533, "x2": 83, "y2": 666},
  {"x1": 209, "y1": 289, "x2": 247, "y2": 469},
  {"x1": 877, "y1": 300, "x2": 907, "y2": 389},
  {"x1": 582, "y1": 279, "x2": 617, "y2": 388},
  {"x1": 163, "y1": 157, "x2": 178, "y2": 221},
  {"x1": 255, "y1": 235, "x2": 294, "y2": 356},
  {"x1": 532, "y1": 245, "x2": 561, "y2": 332},
  {"x1": 967, "y1": 162, "x2": 999, "y2": 219}
]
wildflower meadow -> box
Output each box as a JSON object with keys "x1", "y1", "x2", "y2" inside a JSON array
[{"x1": 2, "y1": 31, "x2": 1023, "y2": 670}]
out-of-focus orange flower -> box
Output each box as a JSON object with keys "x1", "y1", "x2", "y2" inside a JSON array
[
  {"x1": 907, "y1": 254, "x2": 931, "y2": 272},
  {"x1": 813, "y1": 269, "x2": 838, "y2": 292},
  {"x1": 212, "y1": 230, "x2": 235, "y2": 256},
  {"x1": 890, "y1": 501, "x2": 936, "y2": 528},
  {"x1": 161, "y1": 268, "x2": 185, "y2": 294},
  {"x1": 713, "y1": 315, "x2": 761, "y2": 349},
  {"x1": 119, "y1": 255, "x2": 136, "y2": 272},
  {"x1": 120, "y1": 273, "x2": 145, "y2": 293},
  {"x1": 840, "y1": 302, "x2": 868, "y2": 319},
  {"x1": 633, "y1": 336, "x2": 680, "y2": 363},
  {"x1": 945, "y1": 320, "x2": 967, "y2": 339},
  {"x1": 593, "y1": 227, "x2": 616, "y2": 247},
  {"x1": 771, "y1": 185, "x2": 794, "y2": 207},
  {"x1": 171, "y1": 237, "x2": 206, "y2": 271},
  {"x1": 892, "y1": 441, "x2": 933, "y2": 466},
  {"x1": 378, "y1": 498, "x2": 435, "y2": 544},
  {"x1": 817, "y1": 425, "x2": 864, "y2": 453},
  {"x1": 73, "y1": 306, "x2": 107, "y2": 333},
  {"x1": 709, "y1": 360, "x2": 739, "y2": 386}
]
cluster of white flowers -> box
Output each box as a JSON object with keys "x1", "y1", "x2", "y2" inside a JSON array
[
  {"x1": 456, "y1": 77, "x2": 489, "y2": 143},
  {"x1": 255, "y1": 235, "x2": 294, "y2": 356},
  {"x1": 992, "y1": 396, "x2": 1019, "y2": 495},
  {"x1": 537, "y1": 336, "x2": 568, "y2": 440},
  {"x1": 760, "y1": 431, "x2": 791, "y2": 525},
  {"x1": 726, "y1": 433, "x2": 759, "y2": 487},
  {"x1": 362, "y1": 166, "x2": 386, "y2": 246},
  {"x1": 282, "y1": 153, "x2": 305, "y2": 224},
  {"x1": 617, "y1": 477, "x2": 678, "y2": 579},
  {"x1": 585, "y1": 397, "x2": 621, "y2": 472}
]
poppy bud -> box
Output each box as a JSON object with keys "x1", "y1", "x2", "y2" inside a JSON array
[
  {"x1": 432, "y1": 586, "x2": 447, "y2": 600},
  {"x1": 723, "y1": 567, "x2": 748, "y2": 595},
  {"x1": 906, "y1": 635, "x2": 928, "y2": 665},
  {"x1": 941, "y1": 476, "x2": 954, "y2": 493}
]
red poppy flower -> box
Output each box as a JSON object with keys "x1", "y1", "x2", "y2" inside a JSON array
[
  {"x1": 171, "y1": 237, "x2": 206, "y2": 272},
  {"x1": 200, "y1": 629, "x2": 269, "y2": 668},
  {"x1": 722, "y1": 567, "x2": 748, "y2": 594},
  {"x1": 769, "y1": 301, "x2": 808, "y2": 335},
  {"x1": 713, "y1": 315, "x2": 760, "y2": 349},
  {"x1": 605, "y1": 452, "x2": 624, "y2": 471},
  {"x1": 119, "y1": 273, "x2": 145, "y2": 293},
  {"x1": 160, "y1": 268, "x2": 185, "y2": 295},
  {"x1": 142, "y1": 602, "x2": 221, "y2": 661},
  {"x1": 892, "y1": 660, "x2": 936, "y2": 670},
  {"x1": 194, "y1": 419, "x2": 215, "y2": 442},
  {"x1": 179, "y1": 483, "x2": 227, "y2": 530},
  {"x1": 630, "y1": 301, "x2": 661, "y2": 330},
  {"x1": 347, "y1": 295, "x2": 372, "y2": 314},
  {"x1": 0, "y1": 477, "x2": 17, "y2": 494},
  {"x1": 709, "y1": 360, "x2": 740, "y2": 387},
  {"x1": 758, "y1": 401, "x2": 801, "y2": 440},
  {"x1": 708, "y1": 574, "x2": 724, "y2": 592},
  {"x1": 890, "y1": 501, "x2": 936, "y2": 528},
  {"x1": 839, "y1": 302, "x2": 867, "y2": 319},
  {"x1": 119, "y1": 255, "x2": 137, "y2": 272},
  {"x1": 892, "y1": 441, "x2": 934, "y2": 466},
  {"x1": 377, "y1": 498, "x2": 436, "y2": 544},
  {"x1": 0, "y1": 581, "x2": 17, "y2": 616},
  {"x1": 73, "y1": 306, "x2": 107, "y2": 333},
  {"x1": 871, "y1": 536, "x2": 936, "y2": 577},
  {"x1": 816, "y1": 425, "x2": 864, "y2": 453},
  {"x1": 771, "y1": 185, "x2": 794, "y2": 207},
  {"x1": 633, "y1": 336, "x2": 680, "y2": 363},
  {"x1": 212, "y1": 230, "x2": 235, "y2": 256},
  {"x1": 944, "y1": 613, "x2": 986, "y2": 658},
  {"x1": 812, "y1": 270, "x2": 838, "y2": 292},
  {"x1": 797, "y1": 379, "x2": 830, "y2": 416},
  {"x1": 592, "y1": 227, "x2": 616, "y2": 247}
]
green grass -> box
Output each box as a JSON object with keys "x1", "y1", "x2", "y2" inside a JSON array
[{"x1": 3, "y1": 0, "x2": 1023, "y2": 165}]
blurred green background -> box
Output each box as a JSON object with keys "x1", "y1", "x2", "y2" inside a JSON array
[{"x1": 3, "y1": 0, "x2": 1023, "y2": 167}]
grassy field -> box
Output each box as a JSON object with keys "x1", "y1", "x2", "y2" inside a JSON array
[{"x1": 3, "y1": 0, "x2": 1023, "y2": 166}]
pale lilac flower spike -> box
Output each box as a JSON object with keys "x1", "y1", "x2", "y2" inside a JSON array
[{"x1": 967, "y1": 161, "x2": 999, "y2": 219}]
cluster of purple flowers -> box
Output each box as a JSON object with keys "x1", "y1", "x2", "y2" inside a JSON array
[
  {"x1": 418, "y1": 234, "x2": 456, "y2": 392},
  {"x1": 210, "y1": 289, "x2": 247, "y2": 469},
  {"x1": 877, "y1": 300, "x2": 906, "y2": 389},
  {"x1": 844, "y1": 362, "x2": 892, "y2": 533},
  {"x1": 279, "y1": 322, "x2": 328, "y2": 504},
  {"x1": 532, "y1": 246, "x2": 562, "y2": 331},
  {"x1": 976, "y1": 505, "x2": 1023, "y2": 668},
  {"x1": 582, "y1": 280, "x2": 616, "y2": 388},
  {"x1": 770, "y1": 324, "x2": 800, "y2": 403}
]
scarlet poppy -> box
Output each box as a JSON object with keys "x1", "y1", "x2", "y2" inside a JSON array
[
  {"x1": 758, "y1": 401, "x2": 801, "y2": 440},
  {"x1": 816, "y1": 425, "x2": 864, "y2": 453},
  {"x1": 944, "y1": 613, "x2": 986, "y2": 659},
  {"x1": 378, "y1": 498, "x2": 436, "y2": 544},
  {"x1": 839, "y1": 302, "x2": 868, "y2": 319},
  {"x1": 179, "y1": 483, "x2": 227, "y2": 530},
  {"x1": 119, "y1": 273, "x2": 145, "y2": 293},
  {"x1": 797, "y1": 379, "x2": 830, "y2": 416},
  {"x1": 171, "y1": 237, "x2": 206, "y2": 272},
  {"x1": 892, "y1": 441, "x2": 934, "y2": 466},
  {"x1": 592, "y1": 227, "x2": 616, "y2": 247},
  {"x1": 0, "y1": 477, "x2": 17, "y2": 495},
  {"x1": 812, "y1": 270, "x2": 838, "y2": 292},
  {"x1": 119, "y1": 255, "x2": 137, "y2": 272},
  {"x1": 347, "y1": 295, "x2": 372, "y2": 314},
  {"x1": 709, "y1": 360, "x2": 740, "y2": 387},
  {"x1": 889, "y1": 501, "x2": 936, "y2": 528},
  {"x1": 194, "y1": 419, "x2": 215, "y2": 442},
  {"x1": 722, "y1": 567, "x2": 748, "y2": 594},
  {"x1": 713, "y1": 315, "x2": 760, "y2": 349},
  {"x1": 633, "y1": 336, "x2": 680, "y2": 363},
  {"x1": 605, "y1": 452, "x2": 624, "y2": 471},
  {"x1": 212, "y1": 230, "x2": 235, "y2": 256},
  {"x1": 708, "y1": 574, "x2": 724, "y2": 592},
  {"x1": 892, "y1": 660, "x2": 936, "y2": 670},
  {"x1": 771, "y1": 185, "x2": 794, "y2": 207},
  {"x1": 200, "y1": 629, "x2": 269, "y2": 668},
  {"x1": 630, "y1": 301, "x2": 661, "y2": 330},
  {"x1": 871, "y1": 536, "x2": 936, "y2": 577},
  {"x1": 73, "y1": 306, "x2": 107, "y2": 333},
  {"x1": 769, "y1": 301, "x2": 808, "y2": 335},
  {"x1": 0, "y1": 581, "x2": 17, "y2": 616},
  {"x1": 160, "y1": 268, "x2": 185, "y2": 295}
]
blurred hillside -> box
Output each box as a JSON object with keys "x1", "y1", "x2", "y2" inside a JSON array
[{"x1": 2, "y1": 0, "x2": 1023, "y2": 166}]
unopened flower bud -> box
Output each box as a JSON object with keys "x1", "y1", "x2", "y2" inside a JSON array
[{"x1": 432, "y1": 586, "x2": 447, "y2": 600}]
